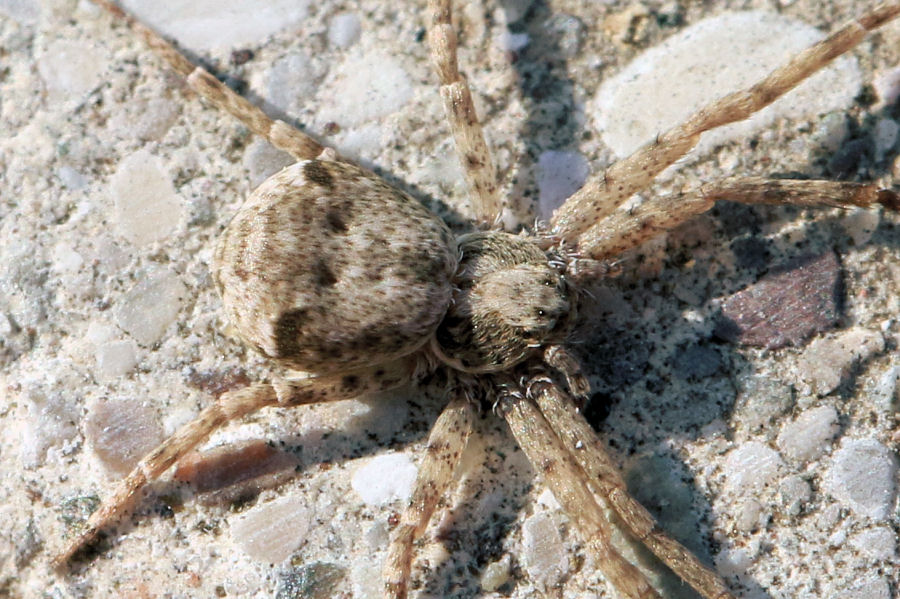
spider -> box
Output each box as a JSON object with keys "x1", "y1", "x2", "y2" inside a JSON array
[{"x1": 45, "y1": 1, "x2": 900, "y2": 598}]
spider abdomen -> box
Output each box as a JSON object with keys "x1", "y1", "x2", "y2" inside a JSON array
[{"x1": 213, "y1": 159, "x2": 458, "y2": 373}]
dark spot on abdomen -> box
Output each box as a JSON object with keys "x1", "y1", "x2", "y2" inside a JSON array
[
  {"x1": 324, "y1": 206, "x2": 349, "y2": 233},
  {"x1": 274, "y1": 308, "x2": 308, "y2": 358},
  {"x1": 312, "y1": 258, "x2": 338, "y2": 287},
  {"x1": 303, "y1": 160, "x2": 335, "y2": 189}
]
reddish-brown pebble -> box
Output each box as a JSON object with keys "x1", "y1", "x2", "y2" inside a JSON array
[
  {"x1": 715, "y1": 251, "x2": 841, "y2": 349},
  {"x1": 174, "y1": 439, "x2": 299, "y2": 502}
]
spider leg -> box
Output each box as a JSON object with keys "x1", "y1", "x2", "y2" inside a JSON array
[
  {"x1": 531, "y1": 382, "x2": 735, "y2": 599},
  {"x1": 578, "y1": 177, "x2": 899, "y2": 260},
  {"x1": 384, "y1": 393, "x2": 475, "y2": 599},
  {"x1": 549, "y1": 3, "x2": 900, "y2": 243},
  {"x1": 54, "y1": 359, "x2": 418, "y2": 566},
  {"x1": 428, "y1": 0, "x2": 502, "y2": 226},
  {"x1": 500, "y1": 383, "x2": 661, "y2": 599},
  {"x1": 543, "y1": 344, "x2": 590, "y2": 398},
  {"x1": 91, "y1": 0, "x2": 324, "y2": 161}
]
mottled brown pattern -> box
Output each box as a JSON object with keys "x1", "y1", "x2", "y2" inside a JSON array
[{"x1": 213, "y1": 160, "x2": 458, "y2": 373}]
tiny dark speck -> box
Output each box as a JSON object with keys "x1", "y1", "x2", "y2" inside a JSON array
[
  {"x1": 230, "y1": 48, "x2": 254, "y2": 66},
  {"x1": 342, "y1": 375, "x2": 360, "y2": 391}
]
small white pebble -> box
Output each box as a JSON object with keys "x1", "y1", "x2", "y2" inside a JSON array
[
  {"x1": 56, "y1": 166, "x2": 89, "y2": 190},
  {"x1": 243, "y1": 140, "x2": 295, "y2": 188},
  {"x1": 811, "y1": 112, "x2": 850, "y2": 153},
  {"x1": 776, "y1": 405, "x2": 839, "y2": 463},
  {"x1": 872, "y1": 65, "x2": 900, "y2": 109},
  {"x1": 316, "y1": 51, "x2": 413, "y2": 128},
  {"x1": 331, "y1": 122, "x2": 384, "y2": 161},
  {"x1": 119, "y1": 0, "x2": 311, "y2": 51},
  {"x1": 496, "y1": 31, "x2": 529, "y2": 52},
  {"x1": 349, "y1": 556, "x2": 383, "y2": 599},
  {"x1": 19, "y1": 380, "x2": 80, "y2": 468},
  {"x1": 534, "y1": 487, "x2": 561, "y2": 511},
  {"x1": 85, "y1": 321, "x2": 117, "y2": 345},
  {"x1": 841, "y1": 207, "x2": 880, "y2": 247},
  {"x1": 734, "y1": 498, "x2": 765, "y2": 533},
  {"x1": 593, "y1": 11, "x2": 861, "y2": 158},
  {"x1": 0, "y1": 313, "x2": 14, "y2": 336},
  {"x1": 778, "y1": 475, "x2": 812, "y2": 516},
  {"x1": 480, "y1": 554, "x2": 512, "y2": 592},
  {"x1": 826, "y1": 438, "x2": 897, "y2": 520},
  {"x1": 85, "y1": 397, "x2": 163, "y2": 475},
  {"x1": 108, "y1": 95, "x2": 180, "y2": 142},
  {"x1": 362, "y1": 520, "x2": 389, "y2": 551},
  {"x1": 536, "y1": 150, "x2": 589, "y2": 221},
  {"x1": 797, "y1": 328, "x2": 884, "y2": 396},
  {"x1": 522, "y1": 512, "x2": 569, "y2": 590},
  {"x1": 36, "y1": 39, "x2": 106, "y2": 103},
  {"x1": 350, "y1": 453, "x2": 417, "y2": 505},
  {"x1": 51, "y1": 242, "x2": 84, "y2": 274},
  {"x1": 114, "y1": 267, "x2": 188, "y2": 346},
  {"x1": 231, "y1": 492, "x2": 311, "y2": 563},
  {"x1": 871, "y1": 366, "x2": 899, "y2": 411},
  {"x1": 723, "y1": 441, "x2": 784, "y2": 494},
  {"x1": 95, "y1": 339, "x2": 138, "y2": 378},
  {"x1": 828, "y1": 574, "x2": 891, "y2": 599},
  {"x1": 0, "y1": 0, "x2": 39, "y2": 24},
  {"x1": 264, "y1": 51, "x2": 319, "y2": 117},
  {"x1": 327, "y1": 13, "x2": 362, "y2": 49},
  {"x1": 110, "y1": 150, "x2": 185, "y2": 246},
  {"x1": 715, "y1": 547, "x2": 753, "y2": 578},
  {"x1": 848, "y1": 526, "x2": 897, "y2": 561}
]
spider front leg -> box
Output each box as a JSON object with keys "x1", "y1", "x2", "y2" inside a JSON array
[
  {"x1": 578, "y1": 177, "x2": 899, "y2": 260},
  {"x1": 427, "y1": 0, "x2": 502, "y2": 225},
  {"x1": 92, "y1": 0, "x2": 324, "y2": 161},
  {"x1": 550, "y1": 2, "x2": 900, "y2": 243},
  {"x1": 54, "y1": 359, "x2": 417, "y2": 566},
  {"x1": 500, "y1": 382, "x2": 661, "y2": 599},
  {"x1": 384, "y1": 393, "x2": 475, "y2": 599},
  {"x1": 531, "y1": 383, "x2": 735, "y2": 599}
]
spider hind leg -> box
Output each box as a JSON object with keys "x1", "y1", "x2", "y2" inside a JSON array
[{"x1": 384, "y1": 393, "x2": 475, "y2": 599}]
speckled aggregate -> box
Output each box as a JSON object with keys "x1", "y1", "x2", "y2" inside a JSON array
[{"x1": 1, "y1": 2, "x2": 899, "y2": 599}]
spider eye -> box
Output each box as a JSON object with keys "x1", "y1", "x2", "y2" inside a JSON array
[
  {"x1": 543, "y1": 279, "x2": 553, "y2": 287},
  {"x1": 536, "y1": 309, "x2": 546, "y2": 317}
]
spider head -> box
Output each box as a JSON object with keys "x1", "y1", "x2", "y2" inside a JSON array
[
  {"x1": 432, "y1": 231, "x2": 573, "y2": 373},
  {"x1": 475, "y1": 266, "x2": 568, "y2": 335}
]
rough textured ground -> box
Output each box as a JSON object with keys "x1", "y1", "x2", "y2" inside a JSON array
[{"x1": 1, "y1": 1, "x2": 899, "y2": 598}]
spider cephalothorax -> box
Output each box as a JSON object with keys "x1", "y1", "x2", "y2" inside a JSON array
[{"x1": 434, "y1": 230, "x2": 574, "y2": 373}]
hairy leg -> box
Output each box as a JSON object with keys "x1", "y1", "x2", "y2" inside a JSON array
[
  {"x1": 500, "y1": 384, "x2": 661, "y2": 599},
  {"x1": 54, "y1": 359, "x2": 418, "y2": 566},
  {"x1": 578, "y1": 177, "x2": 898, "y2": 261},
  {"x1": 531, "y1": 383, "x2": 735, "y2": 599},
  {"x1": 550, "y1": 3, "x2": 900, "y2": 243},
  {"x1": 427, "y1": 0, "x2": 502, "y2": 225},
  {"x1": 91, "y1": 0, "x2": 325, "y2": 160},
  {"x1": 384, "y1": 393, "x2": 474, "y2": 599}
]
